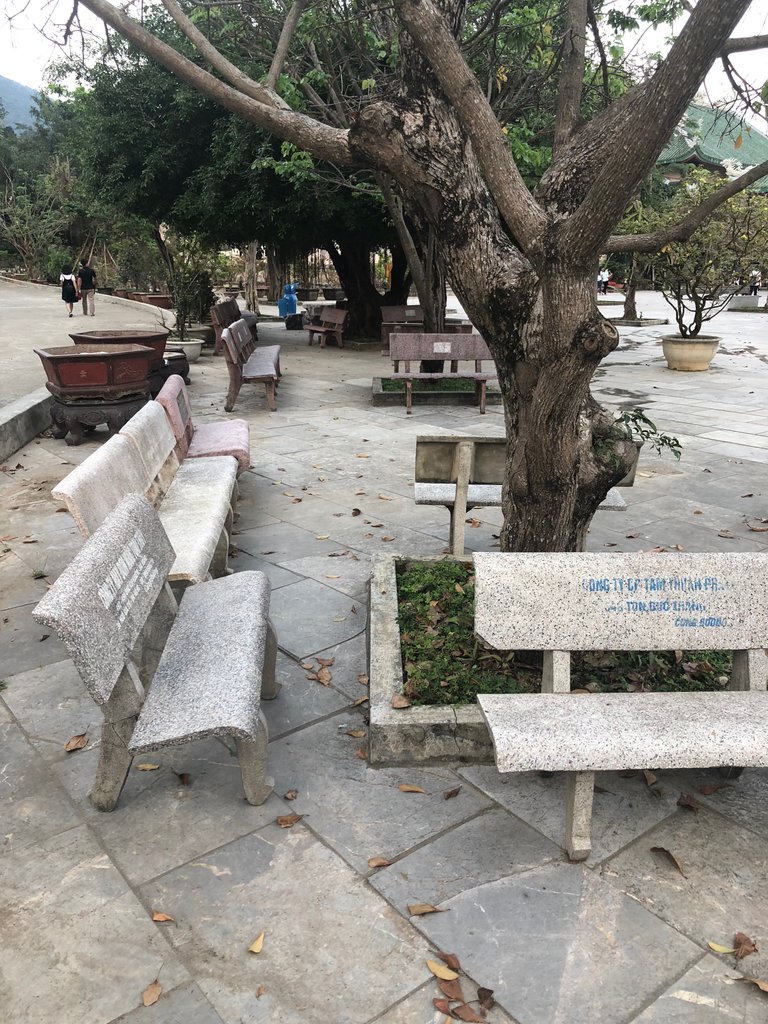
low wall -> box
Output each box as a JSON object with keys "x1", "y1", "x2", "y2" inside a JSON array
[{"x1": 0, "y1": 388, "x2": 53, "y2": 463}]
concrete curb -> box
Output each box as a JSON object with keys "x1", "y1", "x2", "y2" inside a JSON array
[{"x1": 0, "y1": 387, "x2": 53, "y2": 464}]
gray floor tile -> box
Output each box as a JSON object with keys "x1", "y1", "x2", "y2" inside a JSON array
[
  {"x1": 370, "y1": 980, "x2": 517, "y2": 1023},
  {"x1": 269, "y1": 713, "x2": 491, "y2": 872},
  {"x1": 139, "y1": 826, "x2": 434, "y2": 1024},
  {"x1": 227, "y1": 548, "x2": 303, "y2": 589},
  {"x1": 0, "y1": 825, "x2": 189, "y2": 1023},
  {"x1": 0, "y1": 602, "x2": 68, "y2": 675},
  {"x1": 269, "y1": 578, "x2": 366, "y2": 658},
  {"x1": 1, "y1": 658, "x2": 100, "y2": 755},
  {"x1": 263, "y1": 651, "x2": 351, "y2": 738},
  {"x1": 411, "y1": 862, "x2": 702, "y2": 1024},
  {"x1": 0, "y1": 548, "x2": 51, "y2": 610},
  {"x1": 109, "y1": 983, "x2": 224, "y2": 1023},
  {"x1": 232, "y1": 520, "x2": 346, "y2": 563},
  {"x1": 278, "y1": 549, "x2": 371, "y2": 599},
  {"x1": 303, "y1": 632, "x2": 369, "y2": 699},
  {"x1": 631, "y1": 955, "x2": 766, "y2": 1023}
]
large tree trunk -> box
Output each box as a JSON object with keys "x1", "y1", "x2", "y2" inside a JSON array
[
  {"x1": 623, "y1": 253, "x2": 638, "y2": 321},
  {"x1": 265, "y1": 244, "x2": 289, "y2": 302},
  {"x1": 243, "y1": 241, "x2": 262, "y2": 315},
  {"x1": 326, "y1": 237, "x2": 383, "y2": 337}
]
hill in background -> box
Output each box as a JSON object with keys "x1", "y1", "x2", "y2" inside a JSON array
[{"x1": 0, "y1": 75, "x2": 38, "y2": 131}]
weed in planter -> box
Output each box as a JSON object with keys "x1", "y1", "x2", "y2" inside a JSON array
[
  {"x1": 396, "y1": 561, "x2": 732, "y2": 706},
  {"x1": 382, "y1": 378, "x2": 479, "y2": 393}
]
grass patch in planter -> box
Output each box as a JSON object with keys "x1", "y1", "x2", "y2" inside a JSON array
[
  {"x1": 397, "y1": 560, "x2": 732, "y2": 706},
  {"x1": 381, "y1": 377, "x2": 477, "y2": 393}
]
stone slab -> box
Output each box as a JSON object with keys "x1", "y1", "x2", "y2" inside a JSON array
[
  {"x1": 268, "y1": 712, "x2": 491, "y2": 873},
  {"x1": 267, "y1": 578, "x2": 365, "y2": 659},
  {"x1": 1, "y1": 602, "x2": 69, "y2": 676},
  {"x1": 633, "y1": 955, "x2": 767, "y2": 1023},
  {"x1": 262, "y1": 651, "x2": 351, "y2": 739},
  {"x1": 0, "y1": 386, "x2": 52, "y2": 464},
  {"x1": 0, "y1": 659, "x2": 99, "y2": 756},
  {"x1": 277, "y1": 550, "x2": 371, "y2": 599},
  {"x1": 0, "y1": 547, "x2": 51, "y2": 610},
  {"x1": 110, "y1": 983, "x2": 225, "y2": 1023},
  {"x1": 473, "y1": 552, "x2": 768, "y2": 650},
  {"x1": 0, "y1": 824, "x2": 190, "y2": 1022},
  {"x1": 373, "y1": 983, "x2": 517, "y2": 1024},
  {"x1": 410, "y1": 862, "x2": 702, "y2": 1024},
  {"x1": 139, "y1": 826, "x2": 435, "y2": 1024}
]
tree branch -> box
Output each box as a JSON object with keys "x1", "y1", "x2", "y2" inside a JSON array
[
  {"x1": 265, "y1": 0, "x2": 308, "y2": 90},
  {"x1": 392, "y1": 0, "x2": 547, "y2": 255},
  {"x1": 77, "y1": 0, "x2": 355, "y2": 166},
  {"x1": 553, "y1": 0, "x2": 588, "y2": 155},
  {"x1": 722, "y1": 33, "x2": 768, "y2": 54},
  {"x1": 606, "y1": 158, "x2": 768, "y2": 253},
  {"x1": 161, "y1": 0, "x2": 288, "y2": 109},
  {"x1": 586, "y1": 1, "x2": 610, "y2": 109}
]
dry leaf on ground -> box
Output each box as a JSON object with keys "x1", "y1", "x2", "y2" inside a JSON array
[
  {"x1": 391, "y1": 694, "x2": 411, "y2": 709},
  {"x1": 357, "y1": 674, "x2": 369, "y2": 686},
  {"x1": 142, "y1": 980, "x2": 162, "y2": 1007},
  {"x1": 276, "y1": 814, "x2": 303, "y2": 828},
  {"x1": 316, "y1": 667, "x2": 332, "y2": 685},
  {"x1": 283, "y1": 789, "x2": 298, "y2": 801},
  {"x1": 368, "y1": 856, "x2": 391, "y2": 869},
  {"x1": 355, "y1": 746, "x2": 367, "y2": 760},
  {"x1": 350, "y1": 696, "x2": 369, "y2": 707},
  {"x1": 438, "y1": 978, "x2": 465, "y2": 1001},
  {"x1": 451, "y1": 1003, "x2": 484, "y2": 1022},
  {"x1": 650, "y1": 846, "x2": 686, "y2": 877},
  {"x1": 248, "y1": 931, "x2": 265, "y2": 954},
  {"x1": 256, "y1": 985, "x2": 265, "y2": 998},
  {"x1": 708, "y1": 941, "x2": 738, "y2": 955},
  {"x1": 317, "y1": 657, "x2": 335, "y2": 667},
  {"x1": 438, "y1": 952, "x2": 462, "y2": 971},
  {"x1": 174, "y1": 771, "x2": 191, "y2": 786},
  {"x1": 642, "y1": 770, "x2": 657, "y2": 787},
  {"x1": 734, "y1": 933, "x2": 758, "y2": 959},
  {"x1": 698, "y1": 783, "x2": 733, "y2": 795},
  {"x1": 478, "y1": 987, "x2": 495, "y2": 1010},
  {"x1": 64, "y1": 733, "x2": 88, "y2": 752},
  {"x1": 677, "y1": 793, "x2": 701, "y2": 813},
  {"x1": 300, "y1": 661, "x2": 313, "y2": 670},
  {"x1": 443, "y1": 786, "x2": 461, "y2": 800},
  {"x1": 151, "y1": 911, "x2": 175, "y2": 923},
  {"x1": 433, "y1": 999, "x2": 453, "y2": 1015},
  {"x1": 426, "y1": 959, "x2": 459, "y2": 981},
  {"x1": 345, "y1": 729, "x2": 366, "y2": 739},
  {"x1": 137, "y1": 763, "x2": 161, "y2": 772},
  {"x1": 398, "y1": 783, "x2": 426, "y2": 793},
  {"x1": 738, "y1": 976, "x2": 768, "y2": 993},
  {"x1": 408, "y1": 903, "x2": 444, "y2": 916}
]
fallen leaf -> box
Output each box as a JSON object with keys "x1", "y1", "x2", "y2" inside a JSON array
[
  {"x1": 256, "y1": 985, "x2": 265, "y2": 998},
  {"x1": 350, "y1": 696, "x2": 369, "y2": 707},
  {"x1": 357, "y1": 674, "x2": 369, "y2": 686},
  {"x1": 643, "y1": 770, "x2": 658, "y2": 787},
  {"x1": 438, "y1": 951, "x2": 461, "y2": 971},
  {"x1": 443, "y1": 785, "x2": 461, "y2": 800},
  {"x1": 382, "y1": 536, "x2": 396, "y2": 542},
  {"x1": 151, "y1": 911, "x2": 175, "y2": 922},
  {"x1": 738, "y1": 976, "x2": 768, "y2": 993},
  {"x1": 698, "y1": 783, "x2": 734, "y2": 795},
  {"x1": 315, "y1": 534, "x2": 330, "y2": 540},
  {"x1": 142, "y1": 979, "x2": 162, "y2": 1007},
  {"x1": 368, "y1": 856, "x2": 391, "y2": 869},
  {"x1": 408, "y1": 902, "x2": 444, "y2": 916},
  {"x1": 351, "y1": 508, "x2": 362, "y2": 516},
  {"x1": 276, "y1": 814, "x2": 303, "y2": 828},
  {"x1": 693, "y1": 509, "x2": 704, "y2": 515},
  {"x1": 451, "y1": 1003, "x2": 484, "y2": 1022},
  {"x1": 466, "y1": 518, "x2": 482, "y2": 528},
  {"x1": 282, "y1": 491, "x2": 294, "y2": 497},
  {"x1": 742, "y1": 493, "x2": 754, "y2": 498},
  {"x1": 746, "y1": 520, "x2": 768, "y2": 533},
  {"x1": 399, "y1": 783, "x2": 426, "y2": 793},
  {"x1": 137, "y1": 763, "x2": 161, "y2": 771},
  {"x1": 734, "y1": 932, "x2": 758, "y2": 959},
  {"x1": 299, "y1": 661, "x2": 314, "y2": 670},
  {"x1": 391, "y1": 694, "x2": 411, "y2": 709},
  {"x1": 677, "y1": 793, "x2": 701, "y2": 813},
  {"x1": 305, "y1": 672, "x2": 319, "y2": 681},
  {"x1": 316, "y1": 667, "x2": 332, "y2": 685},
  {"x1": 427, "y1": 959, "x2": 459, "y2": 981},
  {"x1": 355, "y1": 746, "x2": 367, "y2": 760},
  {"x1": 283, "y1": 789, "x2": 298, "y2": 801},
  {"x1": 174, "y1": 771, "x2": 192, "y2": 786},
  {"x1": 718, "y1": 529, "x2": 735, "y2": 539},
  {"x1": 64, "y1": 733, "x2": 88, "y2": 752},
  {"x1": 438, "y1": 978, "x2": 465, "y2": 1001},
  {"x1": 625, "y1": 533, "x2": 640, "y2": 539},
  {"x1": 324, "y1": 574, "x2": 341, "y2": 579},
  {"x1": 345, "y1": 729, "x2": 366, "y2": 739},
  {"x1": 356, "y1": 453, "x2": 370, "y2": 458},
  {"x1": 708, "y1": 941, "x2": 738, "y2": 955},
  {"x1": 378, "y1": 493, "x2": 392, "y2": 501},
  {"x1": 317, "y1": 657, "x2": 335, "y2": 667},
  {"x1": 478, "y1": 987, "x2": 495, "y2": 1011},
  {"x1": 248, "y1": 931, "x2": 265, "y2": 953},
  {"x1": 433, "y1": 999, "x2": 452, "y2": 1015},
  {"x1": 650, "y1": 846, "x2": 686, "y2": 877}
]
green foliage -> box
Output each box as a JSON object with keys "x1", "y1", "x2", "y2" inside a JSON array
[{"x1": 618, "y1": 408, "x2": 682, "y2": 459}]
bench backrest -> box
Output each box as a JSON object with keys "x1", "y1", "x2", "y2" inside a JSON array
[
  {"x1": 52, "y1": 434, "x2": 150, "y2": 538},
  {"x1": 222, "y1": 318, "x2": 255, "y2": 365},
  {"x1": 381, "y1": 305, "x2": 424, "y2": 323},
  {"x1": 319, "y1": 308, "x2": 348, "y2": 327},
  {"x1": 155, "y1": 374, "x2": 194, "y2": 462},
  {"x1": 391, "y1": 323, "x2": 473, "y2": 338},
  {"x1": 119, "y1": 400, "x2": 179, "y2": 502},
  {"x1": 473, "y1": 552, "x2": 768, "y2": 652},
  {"x1": 390, "y1": 332, "x2": 494, "y2": 365},
  {"x1": 210, "y1": 298, "x2": 240, "y2": 329},
  {"x1": 415, "y1": 435, "x2": 506, "y2": 485},
  {"x1": 33, "y1": 494, "x2": 174, "y2": 705}
]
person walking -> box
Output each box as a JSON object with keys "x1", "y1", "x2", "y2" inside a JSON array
[
  {"x1": 59, "y1": 265, "x2": 78, "y2": 318},
  {"x1": 77, "y1": 258, "x2": 97, "y2": 315},
  {"x1": 748, "y1": 268, "x2": 762, "y2": 296}
]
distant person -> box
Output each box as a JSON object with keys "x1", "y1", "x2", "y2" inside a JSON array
[
  {"x1": 749, "y1": 268, "x2": 762, "y2": 296},
  {"x1": 59, "y1": 265, "x2": 78, "y2": 318},
  {"x1": 598, "y1": 268, "x2": 610, "y2": 295},
  {"x1": 77, "y1": 258, "x2": 97, "y2": 315}
]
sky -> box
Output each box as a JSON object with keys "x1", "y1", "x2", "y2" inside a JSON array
[{"x1": 1, "y1": 0, "x2": 767, "y2": 107}]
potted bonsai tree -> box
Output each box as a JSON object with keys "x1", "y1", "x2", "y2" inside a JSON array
[{"x1": 643, "y1": 170, "x2": 768, "y2": 370}]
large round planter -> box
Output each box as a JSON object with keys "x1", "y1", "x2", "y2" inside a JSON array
[
  {"x1": 185, "y1": 323, "x2": 216, "y2": 346},
  {"x1": 167, "y1": 338, "x2": 203, "y2": 362},
  {"x1": 661, "y1": 334, "x2": 719, "y2": 371}
]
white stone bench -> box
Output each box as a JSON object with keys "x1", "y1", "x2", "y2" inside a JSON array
[
  {"x1": 52, "y1": 401, "x2": 238, "y2": 584},
  {"x1": 33, "y1": 494, "x2": 279, "y2": 810},
  {"x1": 473, "y1": 551, "x2": 768, "y2": 860},
  {"x1": 414, "y1": 436, "x2": 626, "y2": 555}
]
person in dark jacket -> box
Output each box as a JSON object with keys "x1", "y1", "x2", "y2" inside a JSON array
[{"x1": 77, "y1": 258, "x2": 97, "y2": 316}]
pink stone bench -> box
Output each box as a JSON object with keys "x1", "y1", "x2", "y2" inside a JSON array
[
  {"x1": 156, "y1": 374, "x2": 251, "y2": 476},
  {"x1": 389, "y1": 332, "x2": 498, "y2": 413}
]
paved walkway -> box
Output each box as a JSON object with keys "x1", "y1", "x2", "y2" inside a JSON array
[{"x1": 1, "y1": 283, "x2": 768, "y2": 1023}]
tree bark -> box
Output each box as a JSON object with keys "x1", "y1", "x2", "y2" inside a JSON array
[
  {"x1": 622, "y1": 254, "x2": 638, "y2": 321},
  {"x1": 326, "y1": 237, "x2": 384, "y2": 337},
  {"x1": 265, "y1": 244, "x2": 289, "y2": 302},
  {"x1": 243, "y1": 242, "x2": 262, "y2": 315}
]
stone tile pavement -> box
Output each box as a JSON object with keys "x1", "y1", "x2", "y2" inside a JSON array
[{"x1": 1, "y1": 285, "x2": 768, "y2": 1022}]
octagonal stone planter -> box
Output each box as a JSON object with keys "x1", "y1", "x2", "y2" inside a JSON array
[{"x1": 368, "y1": 554, "x2": 494, "y2": 766}]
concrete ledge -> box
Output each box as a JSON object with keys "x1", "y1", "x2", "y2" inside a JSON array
[
  {"x1": 372, "y1": 378, "x2": 503, "y2": 408},
  {"x1": 368, "y1": 553, "x2": 493, "y2": 766},
  {"x1": 0, "y1": 387, "x2": 53, "y2": 463}
]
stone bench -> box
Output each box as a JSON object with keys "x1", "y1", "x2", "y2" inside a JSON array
[
  {"x1": 33, "y1": 493, "x2": 279, "y2": 811},
  {"x1": 222, "y1": 318, "x2": 282, "y2": 412},
  {"x1": 414, "y1": 435, "x2": 626, "y2": 555},
  {"x1": 305, "y1": 307, "x2": 348, "y2": 349},
  {"x1": 52, "y1": 400, "x2": 238, "y2": 585},
  {"x1": 156, "y1": 374, "x2": 250, "y2": 476},
  {"x1": 211, "y1": 296, "x2": 259, "y2": 353},
  {"x1": 390, "y1": 333, "x2": 497, "y2": 413},
  {"x1": 380, "y1": 304, "x2": 424, "y2": 350},
  {"x1": 473, "y1": 551, "x2": 768, "y2": 860}
]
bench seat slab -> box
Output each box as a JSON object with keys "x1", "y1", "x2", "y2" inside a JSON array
[
  {"x1": 414, "y1": 482, "x2": 626, "y2": 512},
  {"x1": 188, "y1": 420, "x2": 251, "y2": 474},
  {"x1": 478, "y1": 691, "x2": 768, "y2": 773}
]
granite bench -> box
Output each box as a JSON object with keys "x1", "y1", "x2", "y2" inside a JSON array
[
  {"x1": 211, "y1": 296, "x2": 259, "y2": 353},
  {"x1": 390, "y1": 333, "x2": 497, "y2": 413},
  {"x1": 414, "y1": 435, "x2": 627, "y2": 555},
  {"x1": 156, "y1": 374, "x2": 251, "y2": 476},
  {"x1": 222, "y1": 318, "x2": 282, "y2": 412},
  {"x1": 305, "y1": 307, "x2": 348, "y2": 349},
  {"x1": 473, "y1": 551, "x2": 768, "y2": 860},
  {"x1": 33, "y1": 493, "x2": 279, "y2": 811},
  {"x1": 52, "y1": 401, "x2": 238, "y2": 585},
  {"x1": 380, "y1": 305, "x2": 424, "y2": 351}
]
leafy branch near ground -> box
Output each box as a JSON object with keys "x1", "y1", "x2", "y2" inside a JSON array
[{"x1": 397, "y1": 561, "x2": 731, "y2": 706}]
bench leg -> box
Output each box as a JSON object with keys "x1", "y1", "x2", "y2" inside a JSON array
[
  {"x1": 90, "y1": 717, "x2": 136, "y2": 811},
  {"x1": 565, "y1": 771, "x2": 594, "y2": 861},
  {"x1": 225, "y1": 368, "x2": 242, "y2": 413},
  {"x1": 260, "y1": 618, "x2": 281, "y2": 700},
  {"x1": 211, "y1": 529, "x2": 231, "y2": 577},
  {"x1": 336, "y1": 331, "x2": 344, "y2": 349},
  {"x1": 237, "y1": 713, "x2": 274, "y2": 805},
  {"x1": 405, "y1": 381, "x2": 413, "y2": 414},
  {"x1": 265, "y1": 380, "x2": 277, "y2": 412}
]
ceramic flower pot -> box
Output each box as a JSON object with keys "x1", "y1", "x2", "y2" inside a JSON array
[{"x1": 661, "y1": 334, "x2": 719, "y2": 372}]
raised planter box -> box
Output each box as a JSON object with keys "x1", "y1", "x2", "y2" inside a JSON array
[
  {"x1": 34, "y1": 343, "x2": 154, "y2": 396},
  {"x1": 372, "y1": 377, "x2": 502, "y2": 408},
  {"x1": 68, "y1": 329, "x2": 169, "y2": 373},
  {"x1": 368, "y1": 554, "x2": 494, "y2": 766}
]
